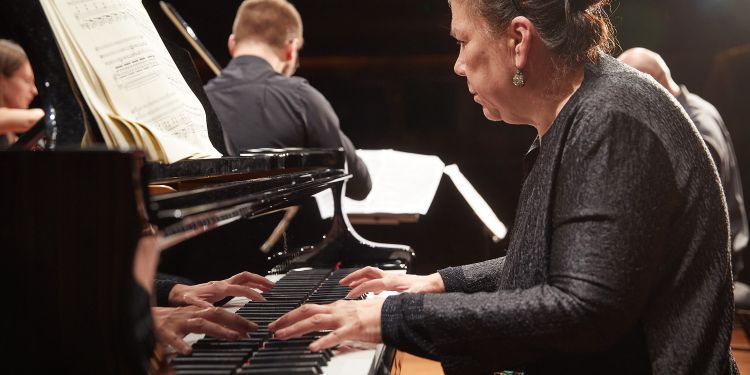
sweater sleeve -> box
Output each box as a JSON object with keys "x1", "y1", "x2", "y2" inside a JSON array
[
  {"x1": 380, "y1": 112, "x2": 681, "y2": 371},
  {"x1": 438, "y1": 256, "x2": 505, "y2": 293},
  {"x1": 154, "y1": 278, "x2": 178, "y2": 307},
  {"x1": 154, "y1": 273, "x2": 195, "y2": 307}
]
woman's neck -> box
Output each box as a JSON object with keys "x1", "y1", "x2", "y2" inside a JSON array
[{"x1": 533, "y1": 66, "x2": 585, "y2": 141}]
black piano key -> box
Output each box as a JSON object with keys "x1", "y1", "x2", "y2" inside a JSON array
[
  {"x1": 236, "y1": 316, "x2": 284, "y2": 322},
  {"x1": 192, "y1": 342, "x2": 260, "y2": 350},
  {"x1": 248, "y1": 332, "x2": 272, "y2": 340},
  {"x1": 236, "y1": 313, "x2": 280, "y2": 319},
  {"x1": 192, "y1": 342, "x2": 260, "y2": 351},
  {"x1": 267, "y1": 336, "x2": 316, "y2": 342},
  {"x1": 190, "y1": 348, "x2": 254, "y2": 354},
  {"x1": 241, "y1": 301, "x2": 300, "y2": 305},
  {"x1": 237, "y1": 367, "x2": 320, "y2": 374},
  {"x1": 248, "y1": 355, "x2": 327, "y2": 366},
  {"x1": 239, "y1": 307, "x2": 298, "y2": 312},
  {"x1": 173, "y1": 371, "x2": 235, "y2": 375},
  {"x1": 170, "y1": 356, "x2": 245, "y2": 365},
  {"x1": 239, "y1": 362, "x2": 323, "y2": 374},
  {"x1": 171, "y1": 364, "x2": 238, "y2": 372},
  {"x1": 189, "y1": 352, "x2": 252, "y2": 357},
  {"x1": 253, "y1": 348, "x2": 327, "y2": 355},
  {"x1": 238, "y1": 308, "x2": 294, "y2": 313},
  {"x1": 242, "y1": 300, "x2": 300, "y2": 304},
  {"x1": 252, "y1": 352, "x2": 329, "y2": 362},
  {"x1": 198, "y1": 337, "x2": 261, "y2": 343},
  {"x1": 253, "y1": 349, "x2": 329, "y2": 359},
  {"x1": 263, "y1": 341, "x2": 315, "y2": 349}
]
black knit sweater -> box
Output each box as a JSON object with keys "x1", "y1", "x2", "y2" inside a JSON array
[{"x1": 381, "y1": 55, "x2": 736, "y2": 375}]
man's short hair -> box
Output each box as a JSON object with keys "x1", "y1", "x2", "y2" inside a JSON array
[{"x1": 232, "y1": 0, "x2": 303, "y2": 49}]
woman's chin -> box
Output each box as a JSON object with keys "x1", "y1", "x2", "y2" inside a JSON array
[{"x1": 482, "y1": 107, "x2": 503, "y2": 122}]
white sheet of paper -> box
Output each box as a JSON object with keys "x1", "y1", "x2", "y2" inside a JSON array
[{"x1": 315, "y1": 149, "x2": 445, "y2": 219}]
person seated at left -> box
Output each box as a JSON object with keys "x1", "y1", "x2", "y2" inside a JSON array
[{"x1": 0, "y1": 39, "x2": 44, "y2": 148}]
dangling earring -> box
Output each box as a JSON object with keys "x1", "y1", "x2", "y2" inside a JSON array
[{"x1": 512, "y1": 69, "x2": 526, "y2": 87}]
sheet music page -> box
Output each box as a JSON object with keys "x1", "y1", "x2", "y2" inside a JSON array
[
  {"x1": 41, "y1": 0, "x2": 220, "y2": 162},
  {"x1": 315, "y1": 149, "x2": 445, "y2": 219}
]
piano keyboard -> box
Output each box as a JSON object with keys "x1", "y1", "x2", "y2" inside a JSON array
[{"x1": 171, "y1": 268, "x2": 391, "y2": 375}]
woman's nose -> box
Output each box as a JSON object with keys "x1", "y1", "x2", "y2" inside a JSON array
[{"x1": 454, "y1": 58, "x2": 466, "y2": 77}]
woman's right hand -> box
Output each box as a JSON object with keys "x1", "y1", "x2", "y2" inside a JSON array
[
  {"x1": 340, "y1": 266, "x2": 445, "y2": 298},
  {"x1": 152, "y1": 306, "x2": 257, "y2": 355},
  {"x1": 0, "y1": 107, "x2": 44, "y2": 133}
]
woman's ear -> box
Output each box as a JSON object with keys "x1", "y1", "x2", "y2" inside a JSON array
[{"x1": 509, "y1": 16, "x2": 532, "y2": 70}]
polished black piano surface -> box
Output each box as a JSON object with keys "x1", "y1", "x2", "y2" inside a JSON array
[{"x1": 2, "y1": 1, "x2": 412, "y2": 373}]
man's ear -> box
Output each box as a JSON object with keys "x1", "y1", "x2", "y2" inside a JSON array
[
  {"x1": 228, "y1": 34, "x2": 237, "y2": 57},
  {"x1": 509, "y1": 16, "x2": 532, "y2": 70},
  {"x1": 284, "y1": 39, "x2": 296, "y2": 62}
]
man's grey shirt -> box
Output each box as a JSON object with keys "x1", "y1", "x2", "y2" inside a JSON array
[
  {"x1": 204, "y1": 55, "x2": 371, "y2": 199},
  {"x1": 381, "y1": 55, "x2": 735, "y2": 374},
  {"x1": 677, "y1": 85, "x2": 748, "y2": 275}
]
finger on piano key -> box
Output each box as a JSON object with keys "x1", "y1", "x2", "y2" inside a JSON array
[
  {"x1": 268, "y1": 303, "x2": 330, "y2": 333},
  {"x1": 339, "y1": 266, "x2": 385, "y2": 287}
]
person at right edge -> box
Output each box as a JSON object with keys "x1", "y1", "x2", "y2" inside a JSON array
[
  {"x1": 619, "y1": 47, "x2": 750, "y2": 306},
  {"x1": 205, "y1": 0, "x2": 372, "y2": 200},
  {"x1": 266, "y1": 0, "x2": 738, "y2": 374}
]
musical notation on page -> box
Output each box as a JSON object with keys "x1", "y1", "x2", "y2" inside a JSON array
[{"x1": 40, "y1": 0, "x2": 220, "y2": 162}]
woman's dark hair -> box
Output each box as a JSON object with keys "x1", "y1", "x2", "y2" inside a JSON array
[{"x1": 474, "y1": 0, "x2": 616, "y2": 69}]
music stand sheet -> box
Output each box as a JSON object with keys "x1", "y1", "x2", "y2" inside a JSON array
[{"x1": 315, "y1": 149, "x2": 445, "y2": 219}]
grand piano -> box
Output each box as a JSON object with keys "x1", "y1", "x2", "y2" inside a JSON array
[{"x1": 2, "y1": 1, "x2": 413, "y2": 373}]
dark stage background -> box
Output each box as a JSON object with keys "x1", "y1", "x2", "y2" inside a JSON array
[
  {"x1": 153, "y1": 0, "x2": 750, "y2": 271},
  {"x1": 5, "y1": 0, "x2": 748, "y2": 272},
  {"x1": 154, "y1": 0, "x2": 750, "y2": 230}
]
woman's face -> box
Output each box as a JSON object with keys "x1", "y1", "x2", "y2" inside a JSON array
[
  {"x1": 1, "y1": 61, "x2": 38, "y2": 109},
  {"x1": 451, "y1": 1, "x2": 516, "y2": 122}
]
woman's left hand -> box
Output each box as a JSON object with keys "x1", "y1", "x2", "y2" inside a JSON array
[
  {"x1": 169, "y1": 271, "x2": 275, "y2": 307},
  {"x1": 268, "y1": 299, "x2": 385, "y2": 351}
]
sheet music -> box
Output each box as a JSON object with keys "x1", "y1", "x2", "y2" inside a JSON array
[
  {"x1": 315, "y1": 149, "x2": 445, "y2": 219},
  {"x1": 40, "y1": 0, "x2": 220, "y2": 162}
]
